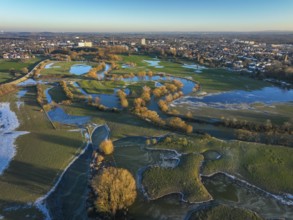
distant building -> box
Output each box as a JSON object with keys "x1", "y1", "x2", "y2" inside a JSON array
[
  {"x1": 141, "y1": 38, "x2": 146, "y2": 45},
  {"x1": 78, "y1": 41, "x2": 93, "y2": 47}
]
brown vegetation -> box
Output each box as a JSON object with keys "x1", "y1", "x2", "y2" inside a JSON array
[
  {"x1": 87, "y1": 62, "x2": 106, "y2": 78},
  {"x1": 117, "y1": 89, "x2": 128, "y2": 108},
  {"x1": 0, "y1": 84, "x2": 16, "y2": 96},
  {"x1": 99, "y1": 139, "x2": 114, "y2": 155},
  {"x1": 91, "y1": 167, "x2": 137, "y2": 215},
  {"x1": 60, "y1": 81, "x2": 74, "y2": 100},
  {"x1": 166, "y1": 117, "x2": 193, "y2": 133},
  {"x1": 36, "y1": 84, "x2": 44, "y2": 105}
]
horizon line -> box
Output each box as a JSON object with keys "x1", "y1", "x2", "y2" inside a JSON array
[{"x1": 1, "y1": 30, "x2": 293, "y2": 34}]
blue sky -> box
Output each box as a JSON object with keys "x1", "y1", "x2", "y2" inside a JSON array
[{"x1": 1, "y1": 0, "x2": 293, "y2": 32}]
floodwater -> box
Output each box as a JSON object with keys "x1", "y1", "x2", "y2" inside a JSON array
[
  {"x1": 182, "y1": 64, "x2": 207, "y2": 73},
  {"x1": 45, "y1": 88, "x2": 91, "y2": 126},
  {"x1": 144, "y1": 59, "x2": 164, "y2": 68},
  {"x1": 70, "y1": 64, "x2": 92, "y2": 75},
  {"x1": 174, "y1": 87, "x2": 293, "y2": 110}
]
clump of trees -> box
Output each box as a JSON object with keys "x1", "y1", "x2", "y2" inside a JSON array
[
  {"x1": 117, "y1": 89, "x2": 128, "y2": 108},
  {"x1": 153, "y1": 80, "x2": 184, "y2": 99},
  {"x1": 60, "y1": 81, "x2": 74, "y2": 100},
  {"x1": 148, "y1": 71, "x2": 153, "y2": 78},
  {"x1": 141, "y1": 86, "x2": 151, "y2": 102},
  {"x1": 99, "y1": 139, "x2": 114, "y2": 155},
  {"x1": 123, "y1": 72, "x2": 135, "y2": 79},
  {"x1": 33, "y1": 60, "x2": 51, "y2": 78},
  {"x1": 193, "y1": 84, "x2": 200, "y2": 92},
  {"x1": 133, "y1": 97, "x2": 165, "y2": 126},
  {"x1": 91, "y1": 167, "x2": 137, "y2": 217},
  {"x1": 158, "y1": 100, "x2": 169, "y2": 112},
  {"x1": 166, "y1": 117, "x2": 193, "y2": 134},
  {"x1": 87, "y1": 62, "x2": 106, "y2": 78},
  {"x1": 153, "y1": 86, "x2": 169, "y2": 98},
  {"x1": 0, "y1": 84, "x2": 16, "y2": 96},
  {"x1": 222, "y1": 117, "x2": 292, "y2": 134},
  {"x1": 172, "y1": 79, "x2": 183, "y2": 90},
  {"x1": 36, "y1": 84, "x2": 44, "y2": 105},
  {"x1": 137, "y1": 71, "x2": 146, "y2": 79}
]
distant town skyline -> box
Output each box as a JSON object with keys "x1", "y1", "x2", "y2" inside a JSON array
[{"x1": 1, "y1": 0, "x2": 293, "y2": 32}]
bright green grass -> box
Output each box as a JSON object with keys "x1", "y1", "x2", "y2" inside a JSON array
[
  {"x1": 192, "y1": 68, "x2": 270, "y2": 93},
  {"x1": 151, "y1": 135, "x2": 293, "y2": 195},
  {"x1": 77, "y1": 80, "x2": 125, "y2": 94},
  {"x1": 142, "y1": 153, "x2": 212, "y2": 203},
  {"x1": 0, "y1": 87, "x2": 84, "y2": 219},
  {"x1": 119, "y1": 55, "x2": 156, "y2": 67},
  {"x1": 0, "y1": 72, "x2": 12, "y2": 83},
  {"x1": 0, "y1": 58, "x2": 41, "y2": 72},
  {"x1": 0, "y1": 58, "x2": 42, "y2": 84}
]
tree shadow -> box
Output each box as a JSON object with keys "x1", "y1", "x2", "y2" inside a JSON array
[
  {"x1": 0, "y1": 160, "x2": 59, "y2": 196},
  {"x1": 36, "y1": 132, "x2": 83, "y2": 149}
]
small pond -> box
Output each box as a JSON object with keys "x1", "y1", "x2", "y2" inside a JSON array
[
  {"x1": 48, "y1": 107, "x2": 90, "y2": 126},
  {"x1": 144, "y1": 60, "x2": 164, "y2": 68},
  {"x1": 203, "y1": 150, "x2": 221, "y2": 160},
  {"x1": 44, "y1": 88, "x2": 91, "y2": 125},
  {"x1": 69, "y1": 64, "x2": 92, "y2": 75}
]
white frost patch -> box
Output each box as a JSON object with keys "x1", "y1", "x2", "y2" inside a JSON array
[
  {"x1": 0, "y1": 103, "x2": 28, "y2": 175},
  {"x1": 16, "y1": 101, "x2": 24, "y2": 109},
  {"x1": 182, "y1": 64, "x2": 207, "y2": 72},
  {"x1": 0, "y1": 215, "x2": 3, "y2": 219},
  {"x1": 45, "y1": 63, "x2": 54, "y2": 69},
  {"x1": 17, "y1": 90, "x2": 27, "y2": 98},
  {"x1": 144, "y1": 60, "x2": 164, "y2": 68},
  {"x1": 172, "y1": 100, "x2": 254, "y2": 110}
]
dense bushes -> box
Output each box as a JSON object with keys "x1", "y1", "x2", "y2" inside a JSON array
[
  {"x1": 166, "y1": 117, "x2": 193, "y2": 133},
  {"x1": 91, "y1": 167, "x2": 137, "y2": 216},
  {"x1": 117, "y1": 89, "x2": 128, "y2": 108},
  {"x1": 222, "y1": 117, "x2": 292, "y2": 134},
  {"x1": 141, "y1": 86, "x2": 151, "y2": 102},
  {"x1": 87, "y1": 62, "x2": 106, "y2": 78},
  {"x1": 0, "y1": 84, "x2": 16, "y2": 96},
  {"x1": 99, "y1": 139, "x2": 114, "y2": 155},
  {"x1": 36, "y1": 84, "x2": 44, "y2": 105},
  {"x1": 60, "y1": 81, "x2": 74, "y2": 100}
]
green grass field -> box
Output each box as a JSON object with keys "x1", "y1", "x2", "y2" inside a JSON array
[
  {"x1": 142, "y1": 153, "x2": 212, "y2": 203},
  {"x1": 77, "y1": 80, "x2": 125, "y2": 94},
  {"x1": 0, "y1": 58, "x2": 42, "y2": 83},
  {"x1": 0, "y1": 87, "x2": 85, "y2": 219},
  {"x1": 0, "y1": 72, "x2": 11, "y2": 83},
  {"x1": 150, "y1": 135, "x2": 293, "y2": 195}
]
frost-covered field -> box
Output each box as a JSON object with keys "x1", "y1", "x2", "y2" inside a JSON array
[{"x1": 0, "y1": 102, "x2": 28, "y2": 175}]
